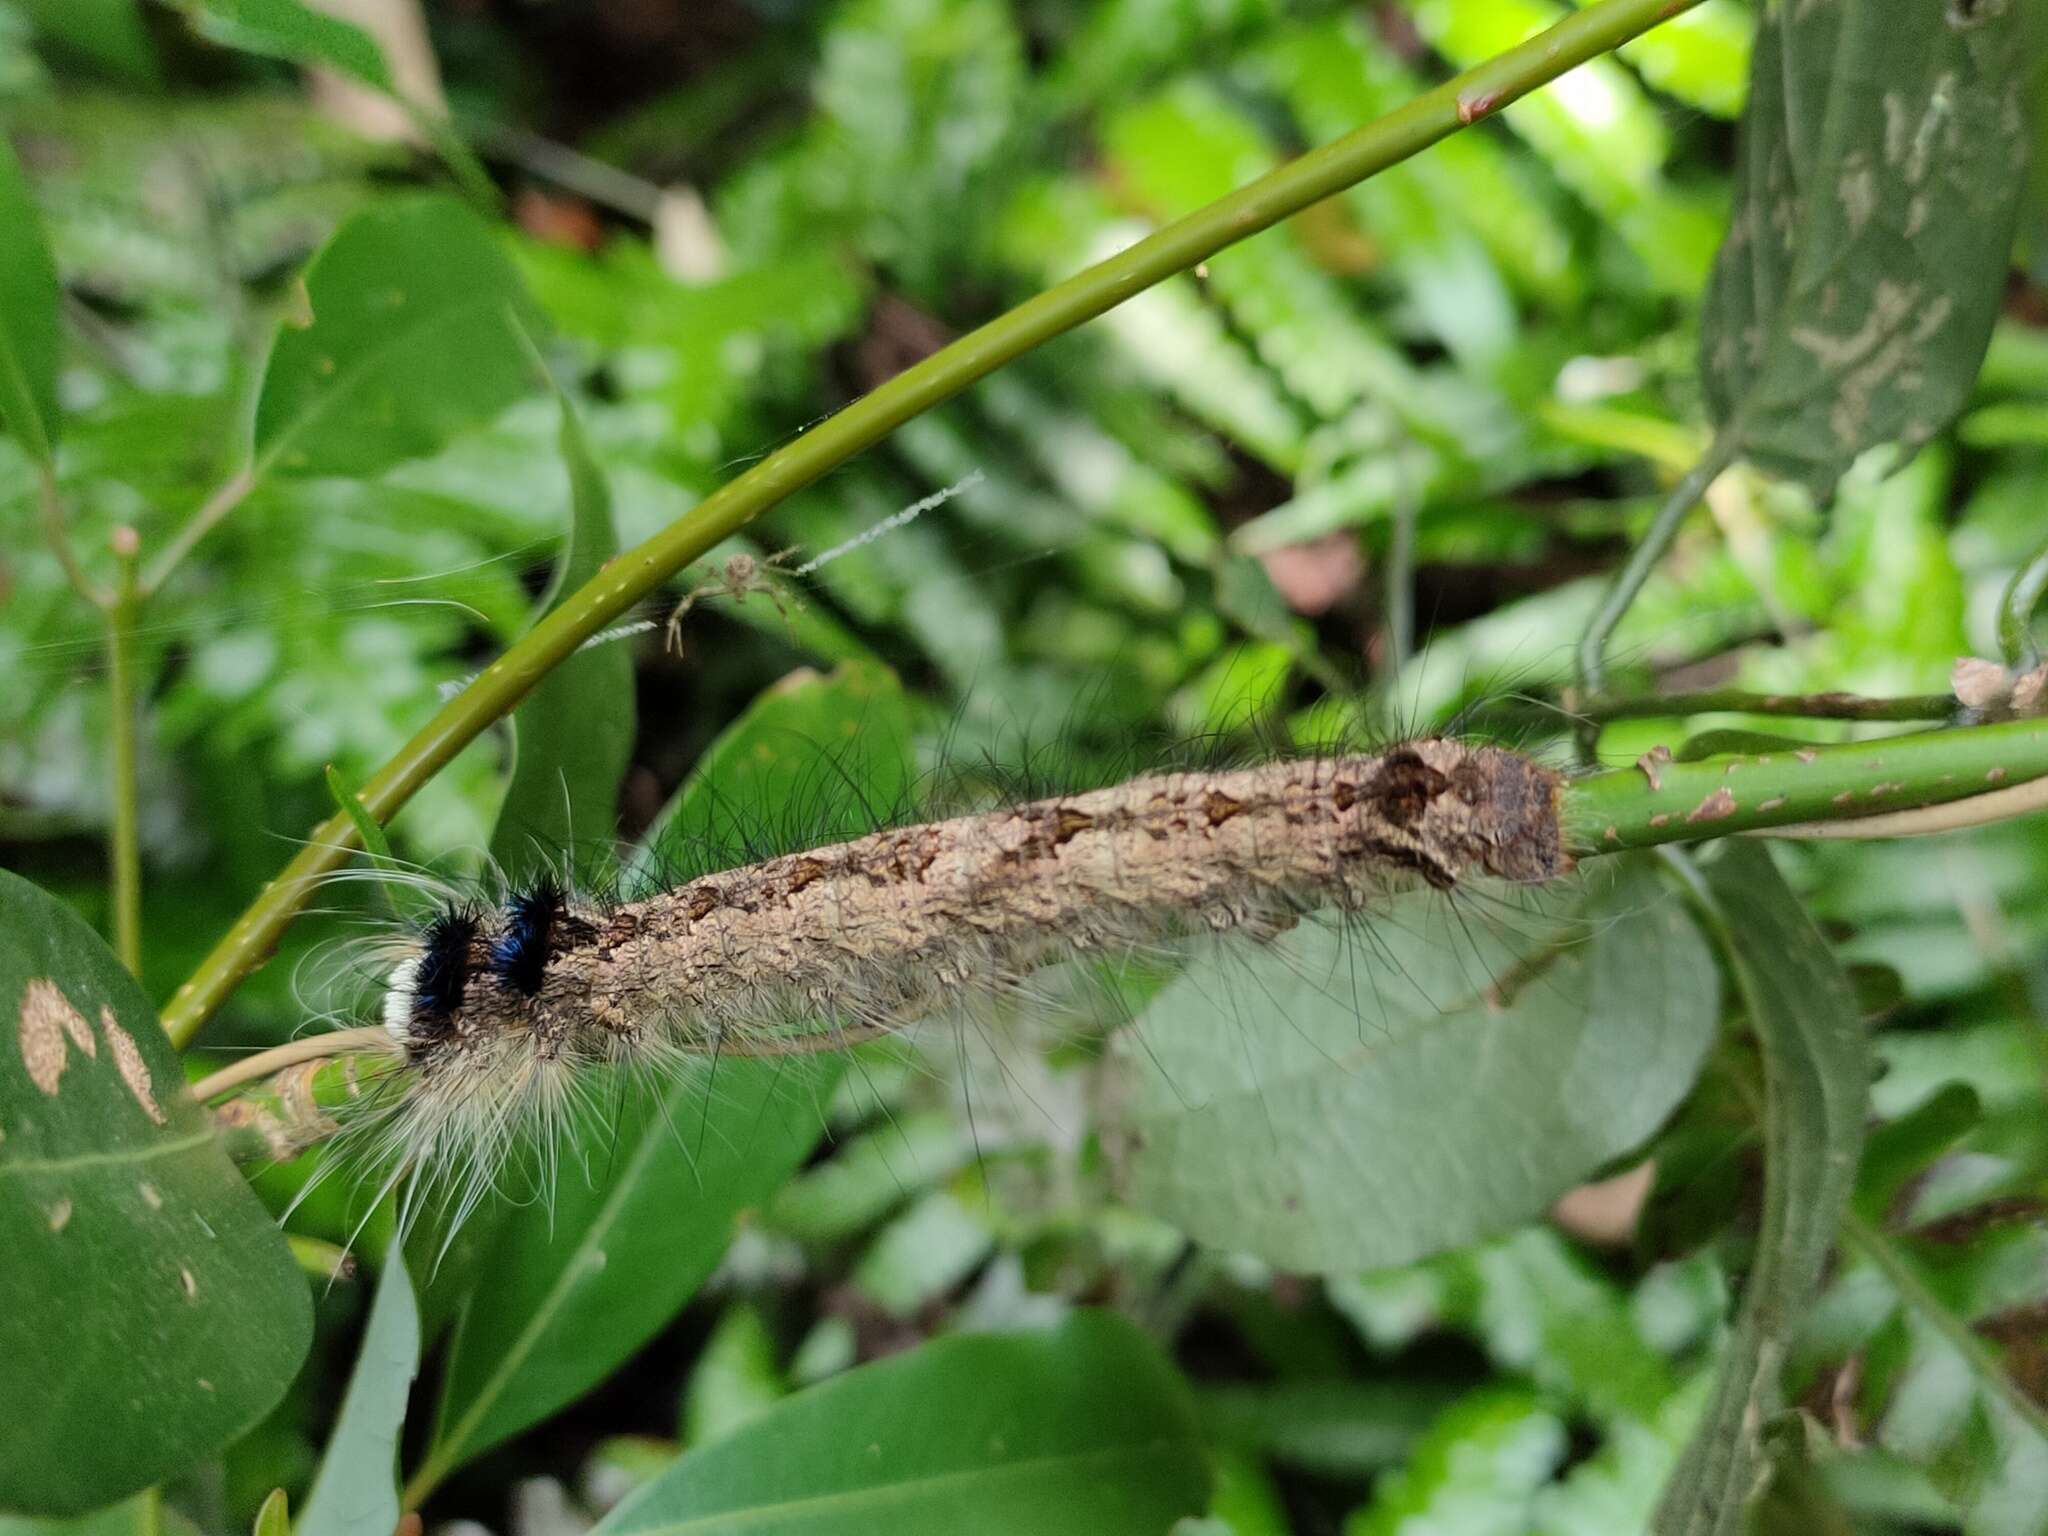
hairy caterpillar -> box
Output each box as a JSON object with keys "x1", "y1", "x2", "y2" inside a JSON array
[{"x1": 288, "y1": 735, "x2": 1572, "y2": 1225}]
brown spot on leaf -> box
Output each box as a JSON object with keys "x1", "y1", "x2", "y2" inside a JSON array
[
  {"x1": 1988, "y1": 766, "x2": 2007, "y2": 783},
  {"x1": 100, "y1": 1015, "x2": 166, "y2": 1125},
  {"x1": 1759, "y1": 796, "x2": 1787, "y2": 813},
  {"x1": 19, "y1": 978, "x2": 84, "y2": 1096}
]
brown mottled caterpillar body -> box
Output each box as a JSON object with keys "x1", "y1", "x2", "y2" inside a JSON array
[{"x1": 367, "y1": 739, "x2": 1569, "y2": 1187}]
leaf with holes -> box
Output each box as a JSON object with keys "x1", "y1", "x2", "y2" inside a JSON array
[
  {"x1": 0, "y1": 871, "x2": 311, "y2": 1517},
  {"x1": 1700, "y1": 0, "x2": 2030, "y2": 498},
  {"x1": 253, "y1": 195, "x2": 543, "y2": 479}
]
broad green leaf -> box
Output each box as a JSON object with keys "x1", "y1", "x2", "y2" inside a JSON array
[
  {"x1": 1652, "y1": 844, "x2": 1870, "y2": 1536},
  {"x1": 0, "y1": 139, "x2": 61, "y2": 467},
  {"x1": 0, "y1": 1492, "x2": 158, "y2": 1536},
  {"x1": 16, "y1": 0, "x2": 156, "y2": 83},
  {"x1": 1108, "y1": 858, "x2": 1717, "y2": 1271},
  {"x1": 173, "y1": 0, "x2": 390, "y2": 87},
  {"x1": 253, "y1": 196, "x2": 542, "y2": 479},
  {"x1": 296, "y1": 1254, "x2": 419, "y2": 1536},
  {"x1": 1345, "y1": 1388, "x2": 1567, "y2": 1536},
  {"x1": 591, "y1": 1313, "x2": 1208, "y2": 1536},
  {"x1": 1700, "y1": 0, "x2": 2030, "y2": 498},
  {"x1": 417, "y1": 664, "x2": 915, "y2": 1486},
  {"x1": 488, "y1": 359, "x2": 634, "y2": 880},
  {"x1": 0, "y1": 870, "x2": 311, "y2": 1516}
]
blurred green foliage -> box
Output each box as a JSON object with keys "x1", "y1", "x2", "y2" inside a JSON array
[{"x1": 2, "y1": 0, "x2": 2048, "y2": 1533}]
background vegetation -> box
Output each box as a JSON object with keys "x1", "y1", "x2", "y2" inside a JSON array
[{"x1": 2, "y1": 0, "x2": 2046, "y2": 1532}]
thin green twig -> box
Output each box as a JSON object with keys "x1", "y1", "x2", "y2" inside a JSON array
[
  {"x1": 37, "y1": 465, "x2": 106, "y2": 609},
  {"x1": 1575, "y1": 433, "x2": 1741, "y2": 757},
  {"x1": 106, "y1": 531, "x2": 143, "y2": 973},
  {"x1": 1568, "y1": 687, "x2": 1959, "y2": 726},
  {"x1": 160, "y1": 0, "x2": 1711, "y2": 1048}
]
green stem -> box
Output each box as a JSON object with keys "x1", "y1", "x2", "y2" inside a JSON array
[
  {"x1": 143, "y1": 467, "x2": 256, "y2": 597},
  {"x1": 1564, "y1": 717, "x2": 2048, "y2": 854},
  {"x1": 107, "y1": 540, "x2": 143, "y2": 974},
  {"x1": 160, "y1": 0, "x2": 1708, "y2": 1049},
  {"x1": 1569, "y1": 687, "x2": 1958, "y2": 726},
  {"x1": 1575, "y1": 433, "x2": 1741, "y2": 754},
  {"x1": 1997, "y1": 534, "x2": 2048, "y2": 667}
]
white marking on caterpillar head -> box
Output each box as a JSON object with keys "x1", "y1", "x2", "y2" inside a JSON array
[{"x1": 383, "y1": 955, "x2": 421, "y2": 1044}]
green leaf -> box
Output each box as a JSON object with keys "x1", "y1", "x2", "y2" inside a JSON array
[
  {"x1": 173, "y1": 0, "x2": 390, "y2": 87},
  {"x1": 0, "y1": 138, "x2": 61, "y2": 467},
  {"x1": 681, "y1": 1302, "x2": 787, "y2": 1449},
  {"x1": 16, "y1": 0, "x2": 157, "y2": 83},
  {"x1": 1651, "y1": 844, "x2": 1870, "y2": 1536},
  {"x1": 488, "y1": 356, "x2": 633, "y2": 881},
  {"x1": 1345, "y1": 1388, "x2": 1567, "y2": 1536},
  {"x1": 0, "y1": 870, "x2": 311, "y2": 1517},
  {"x1": 250, "y1": 1490, "x2": 289, "y2": 1536},
  {"x1": 416, "y1": 1054, "x2": 845, "y2": 1489},
  {"x1": 629, "y1": 659, "x2": 917, "y2": 884},
  {"x1": 253, "y1": 195, "x2": 542, "y2": 479},
  {"x1": 1108, "y1": 857, "x2": 1717, "y2": 1271},
  {"x1": 0, "y1": 1492, "x2": 159, "y2": 1536},
  {"x1": 591, "y1": 1313, "x2": 1207, "y2": 1536},
  {"x1": 1700, "y1": 0, "x2": 2031, "y2": 498},
  {"x1": 415, "y1": 664, "x2": 916, "y2": 1490},
  {"x1": 297, "y1": 1254, "x2": 418, "y2": 1536}
]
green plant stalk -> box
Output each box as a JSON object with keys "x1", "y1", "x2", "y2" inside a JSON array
[
  {"x1": 107, "y1": 550, "x2": 143, "y2": 973},
  {"x1": 1569, "y1": 687, "x2": 1957, "y2": 726},
  {"x1": 1574, "y1": 432, "x2": 1740, "y2": 750},
  {"x1": 158, "y1": 0, "x2": 1710, "y2": 1048},
  {"x1": 1564, "y1": 717, "x2": 2048, "y2": 854}
]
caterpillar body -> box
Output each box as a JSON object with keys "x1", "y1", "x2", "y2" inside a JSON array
[
  {"x1": 342, "y1": 739, "x2": 1569, "y2": 1195},
  {"x1": 242, "y1": 735, "x2": 1576, "y2": 1228}
]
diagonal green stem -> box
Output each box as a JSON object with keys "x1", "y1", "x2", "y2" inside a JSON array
[{"x1": 159, "y1": 0, "x2": 1708, "y2": 1047}]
